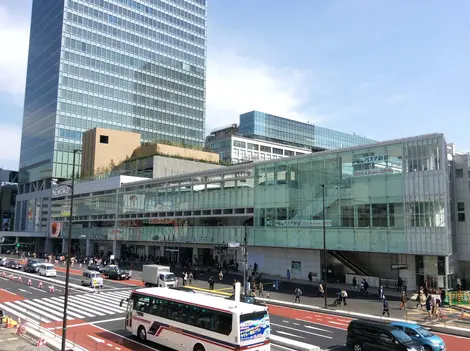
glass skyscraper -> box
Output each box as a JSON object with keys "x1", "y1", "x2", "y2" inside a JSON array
[
  {"x1": 19, "y1": 0, "x2": 207, "y2": 183},
  {"x1": 239, "y1": 110, "x2": 376, "y2": 151}
]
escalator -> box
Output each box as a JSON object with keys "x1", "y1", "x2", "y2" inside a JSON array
[{"x1": 329, "y1": 250, "x2": 380, "y2": 277}]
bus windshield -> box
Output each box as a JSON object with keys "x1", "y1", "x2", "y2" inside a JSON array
[{"x1": 240, "y1": 311, "x2": 270, "y2": 342}]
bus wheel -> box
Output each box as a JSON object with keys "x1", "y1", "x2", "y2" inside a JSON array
[
  {"x1": 137, "y1": 326, "x2": 147, "y2": 341},
  {"x1": 193, "y1": 343, "x2": 205, "y2": 351}
]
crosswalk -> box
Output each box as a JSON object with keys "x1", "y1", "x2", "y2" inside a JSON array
[{"x1": 0, "y1": 290, "x2": 131, "y2": 325}]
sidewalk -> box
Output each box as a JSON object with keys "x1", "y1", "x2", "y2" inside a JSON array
[
  {"x1": 185, "y1": 275, "x2": 470, "y2": 330},
  {"x1": 0, "y1": 327, "x2": 50, "y2": 351}
]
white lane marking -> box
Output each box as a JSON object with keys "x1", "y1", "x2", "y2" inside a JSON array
[
  {"x1": 304, "y1": 325, "x2": 333, "y2": 333},
  {"x1": 66, "y1": 296, "x2": 112, "y2": 316},
  {"x1": 28, "y1": 286, "x2": 47, "y2": 293},
  {"x1": 69, "y1": 294, "x2": 122, "y2": 314},
  {"x1": 89, "y1": 323, "x2": 159, "y2": 350},
  {"x1": 271, "y1": 343, "x2": 298, "y2": 351},
  {"x1": 24, "y1": 298, "x2": 85, "y2": 319},
  {"x1": 299, "y1": 317, "x2": 348, "y2": 331},
  {"x1": 17, "y1": 300, "x2": 69, "y2": 321},
  {"x1": 49, "y1": 297, "x2": 96, "y2": 318},
  {"x1": 293, "y1": 322, "x2": 300, "y2": 326},
  {"x1": 276, "y1": 331, "x2": 306, "y2": 339},
  {"x1": 328, "y1": 321, "x2": 349, "y2": 326},
  {"x1": 282, "y1": 320, "x2": 290, "y2": 323},
  {"x1": 271, "y1": 323, "x2": 332, "y2": 339},
  {"x1": 2, "y1": 302, "x2": 50, "y2": 324}
]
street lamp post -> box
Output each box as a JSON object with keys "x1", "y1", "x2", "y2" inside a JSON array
[
  {"x1": 321, "y1": 184, "x2": 328, "y2": 309},
  {"x1": 60, "y1": 149, "x2": 81, "y2": 351},
  {"x1": 243, "y1": 223, "x2": 248, "y2": 294}
]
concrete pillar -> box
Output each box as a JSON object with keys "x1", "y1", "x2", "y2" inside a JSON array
[
  {"x1": 144, "y1": 245, "x2": 149, "y2": 257},
  {"x1": 62, "y1": 238, "x2": 68, "y2": 253},
  {"x1": 160, "y1": 246, "x2": 164, "y2": 257},
  {"x1": 113, "y1": 240, "x2": 122, "y2": 259},
  {"x1": 193, "y1": 247, "x2": 198, "y2": 265},
  {"x1": 85, "y1": 239, "x2": 92, "y2": 256},
  {"x1": 44, "y1": 237, "x2": 52, "y2": 253}
]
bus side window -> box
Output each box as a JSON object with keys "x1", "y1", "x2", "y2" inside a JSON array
[{"x1": 216, "y1": 313, "x2": 232, "y2": 335}]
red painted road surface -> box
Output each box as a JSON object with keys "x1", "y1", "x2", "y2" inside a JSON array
[
  {"x1": 0, "y1": 288, "x2": 26, "y2": 303},
  {"x1": 268, "y1": 305, "x2": 470, "y2": 351},
  {"x1": 55, "y1": 266, "x2": 145, "y2": 286},
  {"x1": 51, "y1": 321, "x2": 152, "y2": 351}
]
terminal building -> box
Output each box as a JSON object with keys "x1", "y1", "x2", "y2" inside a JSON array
[
  {"x1": 205, "y1": 111, "x2": 377, "y2": 164},
  {"x1": 4, "y1": 132, "x2": 468, "y2": 292}
]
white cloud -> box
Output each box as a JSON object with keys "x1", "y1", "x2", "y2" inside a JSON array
[
  {"x1": 0, "y1": 124, "x2": 21, "y2": 171},
  {"x1": 383, "y1": 94, "x2": 406, "y2": 104},
  {"x1": 0, "y1": 6, "x2": 30, "y2": 97},
  {"x1": 205, "y1": 50, "x2": 314, "y2": 132}
]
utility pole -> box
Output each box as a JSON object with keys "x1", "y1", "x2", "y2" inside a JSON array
[
  {"x1": 243, "y1": 223, "x2": 248, "y2": 294},
  {"x1": 321, "y1": 184, "x2": 328, "y2": 309}
]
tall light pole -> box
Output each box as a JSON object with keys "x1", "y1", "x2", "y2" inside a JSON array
[
  {"x1": 243, "y1": 223, "x2": 248, "y2": 294},
  {"x1": 320, "y1": 184, "x2": 328, "y2": 309},
  {"x1": 59, "y1": 149, "x2": 81, "y2": 351}
]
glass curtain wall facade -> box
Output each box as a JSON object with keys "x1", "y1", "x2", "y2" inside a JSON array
[
  {"x1": 239, "y1": 110, "x2": 377, "y2": 151},
  {"x1": 50, "y1": 134, "x2": 450, "y2": 258},
  {"x1": 19, "y1": 0, "x2": 207, "y2": 183}
]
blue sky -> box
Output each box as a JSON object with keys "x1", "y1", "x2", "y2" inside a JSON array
[{"x1": 1, "y1": 0, "x2": 469, "y2": 171}]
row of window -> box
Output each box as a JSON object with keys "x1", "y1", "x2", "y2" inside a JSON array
[
  {"x1": 70, "y1": 0, "x2": 205, "y2": 36},
  {"x1": 232, "y1": 142, "x2": 306, "y2": 157},
  {"x1": 60, "y1": 67, "x2": 204, "y2": 117},
  {"x1": 97, "y1": 0, "x2": 206, "y2": 25},
  {"x1": 164, "y1": 0, "x2": 206, "y2": 16},
  {"x1": 457, "y1": 201, "x2": 466, "y2": 222},
  {"x1": 57, "y1": 102, "x2": 204, "y2": 132},
  {"x1": 66, "y1": 16, "x2": 204, "y2": 61},
  {"x1": 131, "y1": 293, "x2": 232, "y2": 335},
  {"x1": 67, "y1": 13, "x2": 204, "y2": 66},
  {"x1": 63, "y1": 37, "x2": 204, "y2": 86},
  {"x1": 61, "y1": 70, "x2": 204, "y2": 109},
  {"x1": 62, "y1": 50, "x2": 204, "y2": 98}
]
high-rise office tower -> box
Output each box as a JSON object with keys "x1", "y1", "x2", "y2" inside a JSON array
[{"x1": 19, "y1": 0, "x2": 207, "y2": 184}]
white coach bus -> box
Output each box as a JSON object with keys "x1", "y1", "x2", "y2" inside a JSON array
[{"x1": 120, "y1": 287, "x2": 270, "y2": 351}]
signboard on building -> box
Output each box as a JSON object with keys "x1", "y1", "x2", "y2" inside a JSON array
[
  {"x1": 52, "y1": 186, "x2": 72, "y2": 198},
  {"x1": 352, "y1": 154, "x2": 389, "y2": 164},
  {"x1": 50, "y1": 222, "x2": 61, "y2": 238},
  {"x1": 353, "y1": 168, "x2": 394, "y2": 177},
  {"x1": 274, "y1": 220, "x2": 332, "y2": 227},
  {"x1": 122, "y1": 194, "x2": 145, "y2": 213}
]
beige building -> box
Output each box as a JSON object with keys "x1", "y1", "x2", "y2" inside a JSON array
[{"x1": 81, "y1": 128, "x2": 141, "y2": 177}]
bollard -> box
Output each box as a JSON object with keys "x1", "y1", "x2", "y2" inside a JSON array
[
  {"x1": 27, "y1": 279, "x2": 32, "y2": 286},
  {"x1": 17, "y1": 276, "x2": 22, "y2": 283},
  {"x1": 9, "y1": 274, "x2": 13, "y2": 280},
  {"x1": 38, "y1": 281, "x2": 43, "y2": 289},
  {"x1": 2, "y1": 272, "x2": 6, "y2": 278},
  {"x1": 49, "y1": 285, "x2": 55, "y2": 293}
]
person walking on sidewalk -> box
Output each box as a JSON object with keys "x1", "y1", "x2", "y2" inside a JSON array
[
  {"x1": 258, "y1": 282, "x2": 264, "y2": 297},
  {"x1": 208, "y1": 276, "x2": 215, "y2": 290},
  {"x1": 399, "y1": 291, "x2": 407, "y2": 310},
  {"x1": 382, "y1": 299, "x2": 390, "y2": 317},
  {"x1": 318, "y1": 283, "x2": 325, "y2": 297},
  {"x1": 218, "y1": 271, "x2": 223, "y2": 283},
  {"x1": 294, "y1": 287, "x2": 302, "y2": 303},
  {"x1": 379, "y1": 285, "x2": 384, "y2": 301}
]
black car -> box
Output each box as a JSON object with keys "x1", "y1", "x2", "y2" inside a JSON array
[
  {"x1": 23, "y1": 259, "x2": 41, "y2": 273},
  {"x1": 170, "y1": 286, "x2": 195, "y2": 293},
  {"x1": 107, "y1": 268, "x2": 131, "y2": 280},
  {"x1": 5, "y1": 260, "x2": 22, "y2": 269},
  {"x1": 347, "y1": 320, "x2": 425, "y2": 351},
  {"x1": 87, "y1": 263, "x2": 104, "y2": 272},
  {"x1": 226, "y1": 294, "x2": 266, "y2": 306}
]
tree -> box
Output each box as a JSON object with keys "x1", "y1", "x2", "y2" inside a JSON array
[{"x1": 109, "y1": 159, "x2": 116, "y2": 171}]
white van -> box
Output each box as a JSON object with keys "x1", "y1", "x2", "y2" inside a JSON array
[
  {"x1": 39, "y1": 263, "x2": 57, "y2": 277},
  {"x1": 82, "y1": 270, "x2": 103, "y2": 287}
]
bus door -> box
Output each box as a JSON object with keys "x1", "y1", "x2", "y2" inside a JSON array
[{"x1": 122, "y1": 299, "x2": 133, "y2": 327}]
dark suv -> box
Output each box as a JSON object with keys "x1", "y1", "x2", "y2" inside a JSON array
[
  {"x1": 107, "y1": 268, "x2": 131, "y2": 280},
  {"x1": 23, "y1": 259, "x2": 41, "y2": 273}
]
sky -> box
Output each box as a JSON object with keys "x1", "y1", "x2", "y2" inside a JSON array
[{"x1": 1, "y1": 0, "x2": 469, "y2": 171}]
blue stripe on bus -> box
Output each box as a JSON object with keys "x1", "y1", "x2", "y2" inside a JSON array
[{"x1": 147, "y1": 321, "x2": 269, "y2": 350}]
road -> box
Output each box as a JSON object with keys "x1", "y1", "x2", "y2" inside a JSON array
[{"x1": 1, "y1": 263, "x2": 470, "y2": 350}]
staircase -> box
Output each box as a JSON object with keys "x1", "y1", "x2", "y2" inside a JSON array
[
  {"x1": 329, "y1": 250, "x2": 380, "y2": 277},
  {"x1": 290, "y1": 185, "x2": 340, "y2": 220}
]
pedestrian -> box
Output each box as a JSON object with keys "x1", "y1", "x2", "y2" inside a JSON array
[
  {"x1": 218, "y1": 271, "x2": 223, "y2": 283},
  {"x1": 208, "y1": 276, "x2": 214, "y2": 290},
  {"x1": 399, "y1": 291, "x2": 407, "y2": 310},
  {"x1": 352, "y1": 276, "x2": 357, "y2": 289},
  {"x1": 425, "y1": 294, "x2": 432, "y2": 320},
  {"x1": 294, "y1": 287, "x2": 302, "y2": 303},
  {"x1": 341, "y1": 289, "x2": 348, "y2": 306},
  {"x1": 318, "y1": 283, "x2": 324, "y2": 297},
  {"x1": 188, "y1": 272, "x2": 193, "y2": 285},
  {"x1": 379, "y1": 285, "x2": 384, "y2": 301},
  {"x1": 258, "y1": 282, "x2": 264, "y2": 297},
  {"x1": 382, "y1": 299, "x2": 390, "y2": 317}
]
